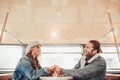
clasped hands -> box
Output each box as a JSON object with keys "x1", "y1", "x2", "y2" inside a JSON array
[{"x1": 48, "y1": 65, "x2": 63, "y2": 77}]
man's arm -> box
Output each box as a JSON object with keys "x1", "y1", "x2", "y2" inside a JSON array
[{"x1": 62, "y1": 57, "x2": 106, "y2": 79}]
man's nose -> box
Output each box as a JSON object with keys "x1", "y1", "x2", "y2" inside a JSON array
[{"x1": 84, "y1": 47, "x2": 86, "y2": 50}]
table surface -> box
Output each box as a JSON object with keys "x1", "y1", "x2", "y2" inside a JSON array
[{"x1": 40, "y1": 76, "x2": 73, "y2": 80}]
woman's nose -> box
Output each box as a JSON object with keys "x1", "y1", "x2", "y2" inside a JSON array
[{"x1": 39, "y1": 48, "x2": 41, "y2": 51}]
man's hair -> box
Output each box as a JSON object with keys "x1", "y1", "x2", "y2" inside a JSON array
[{"x1": 89, "y1": 40, "x2": 102, "y2": 53}]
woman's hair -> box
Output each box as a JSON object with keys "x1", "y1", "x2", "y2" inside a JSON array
[
  {"x1": 89, "y1": 40, "x2": 102, "y2": 53},
  {"x1": 26, "y1": 51, "x2": 41, "y2": 69}
]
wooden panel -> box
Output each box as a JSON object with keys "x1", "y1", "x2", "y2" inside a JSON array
[
  {"x1": 105, "y1": 74, "x2": 120, "y2": 80},
  {"x1": 0, "y1": 74, "x2": 12, "y2": 80}
]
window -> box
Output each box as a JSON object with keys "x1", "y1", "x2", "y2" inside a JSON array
[
  {"x1": 0, "y1": 45, "x2": 23, "y2": 70},
  {"x1": 40, "y1": 45, "x2": 83, "y2": 69},
  {"x1": 39, "y1": 44, "x2": 120, "y2": 69},
  {"x1": 101, "y1": 45, "x2": 120, "y2": 69}
]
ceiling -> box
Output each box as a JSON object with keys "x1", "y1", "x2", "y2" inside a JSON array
[{"x1": 0, "y1": 0, "x2": 120, "y2": 44}]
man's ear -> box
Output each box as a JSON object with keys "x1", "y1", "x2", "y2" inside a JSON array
[{"x1": 93, "y1": 49, "x2": 97, "y2": 54}]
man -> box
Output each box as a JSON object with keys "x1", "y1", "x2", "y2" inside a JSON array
[
  {"x1": 13, "y1": 41, "x2": 52, "y2": 80},
  {"x1": 51, "y1": 40, "x2": 106, "y2": 80}
]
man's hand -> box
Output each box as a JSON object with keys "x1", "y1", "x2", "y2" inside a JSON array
[
  {"x1": 48, "y1": 65, "x2": 56, "y2": 73},
  {"x1": 48, "y1": 65, "x2": 63, "y2": 77}
]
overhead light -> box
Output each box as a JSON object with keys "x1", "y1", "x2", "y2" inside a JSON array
[{"x1": 52, "y1": 31, "x2": 58, "y2": 38}]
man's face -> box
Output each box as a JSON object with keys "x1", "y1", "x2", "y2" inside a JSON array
[{"x1": 84, "y1": 42, "x2": 96, "y2": 57}]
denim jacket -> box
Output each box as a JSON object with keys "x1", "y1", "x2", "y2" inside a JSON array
[{"x1": 13, "y1": 56, "x2": 49, "y2": 80}]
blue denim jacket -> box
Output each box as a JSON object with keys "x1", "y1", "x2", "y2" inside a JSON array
[{"x1": 13, "y1": 56, "x2": 49, "y2": 80}]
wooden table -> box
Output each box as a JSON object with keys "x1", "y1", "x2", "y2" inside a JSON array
[{"x1": 105, "y1": 73, "x2": 120, "y2": 80}]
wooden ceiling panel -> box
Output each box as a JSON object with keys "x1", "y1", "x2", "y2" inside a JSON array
[{"x1": 0, "y1": 0, "x2": 120, "y2": 44}]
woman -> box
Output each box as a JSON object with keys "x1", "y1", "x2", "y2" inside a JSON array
[{"x1": 13, "y1": 41, "x2": 51, "y2": 80}]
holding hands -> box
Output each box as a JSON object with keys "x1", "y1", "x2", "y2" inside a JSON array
[{"x1": 48, "y1": 65, "x2": 63, "y2": 77}]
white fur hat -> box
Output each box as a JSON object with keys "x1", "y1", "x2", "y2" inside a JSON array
[{"x1": 26, "y1": 41, "x2": 41, "y2": 53}]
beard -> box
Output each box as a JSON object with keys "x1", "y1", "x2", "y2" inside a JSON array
[{"x1": 84, "y1": 50, "x2": 94, "y2": 60}]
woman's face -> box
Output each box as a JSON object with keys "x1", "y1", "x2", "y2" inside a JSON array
[{"x1": 31, "y1": 45, "x2": 41, "y2": 57}]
